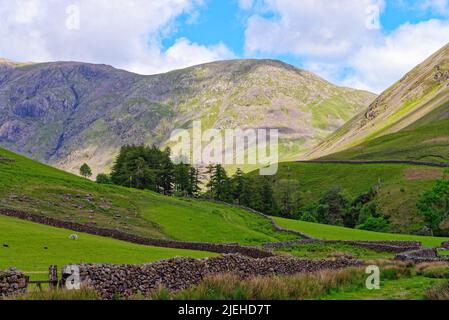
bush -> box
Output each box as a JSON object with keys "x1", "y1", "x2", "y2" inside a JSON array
[
  {"x1": 357, "y1": 216, "x2": 389, "y2": 232},
  {"x1": 417, "y1": 263, "x2": 449, "y2": 279},
  {"x1": 301, "y1": 211, "x2": 317, "y2": 223},
  {"x1": 96, "y1": 173, "x2": 112, "y2": 184}
]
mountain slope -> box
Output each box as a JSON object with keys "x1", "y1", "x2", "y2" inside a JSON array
[
  {"x1": 0, "y1": 59, "x2": 375, "y2": 176},
  {"x1": 306, "y1": 43, "x2": 449, "y2": 159},
  {"x1": 321, "y1": 118, "x2": 449, "y2": 163},
  {"x1": 249, "y1": 162, "x2": 443, "y2": 233}
]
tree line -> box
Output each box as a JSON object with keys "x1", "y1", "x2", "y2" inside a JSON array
[{"x1": 88, "y1": 145, "x2": 389, "y2": 232}]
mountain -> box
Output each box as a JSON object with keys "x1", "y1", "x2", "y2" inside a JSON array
[
  {"x1": 306, "y1": 43, "x2": 449, "y2": 159},
  {"x1": 0, "y1": 59, "x2": 375, "y2": 176}
]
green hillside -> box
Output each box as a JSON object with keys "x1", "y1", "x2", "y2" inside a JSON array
[
  {"x1": 322, "y1": 119, "x2": 449, "y2": 163},
  {"x1": 256, "y1": 162, "x2": 443, "y2": 232},
  {"x1": 306, "y1": 43, "x2": 449, "y2": 160},
  {"x1": 273, "y1": 217, "x2": 448, "y2": 247},
  {"x1": 0, "y1": 147, "x2": 296, "y2": 245},
  {"x1": 0, "y1": 215, "x2": 214, "y2": 280}
]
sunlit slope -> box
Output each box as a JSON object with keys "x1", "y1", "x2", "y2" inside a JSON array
[
  {"x1": 322, "y1": 119, "x2": 449, "y2": 163},
  {"x1": 307, "y1": 43, "x2": 449, "y2": 159},
  {"x1": 0, "y1": 147, "x2": 296, "y2": 245}
]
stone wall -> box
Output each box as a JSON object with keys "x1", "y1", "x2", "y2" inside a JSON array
[
  {"x1": 0, "y1": 209, "x2": 274, "y2": 258},
  {"x1": 296, "y1": 160, "x2": 449, "y2": 168},
  {"x1": 75, "y1": 254, "x2": 362, "y2": 299},
  {"x1": 0, "y1": 268, "x2": 28, "y2": 297},
  {"x1": 264, "y1": 240, "x2": 422, "y2": 253},
  {"x1": 395, "y1": 248, "x2": 449, "y2": 263}
]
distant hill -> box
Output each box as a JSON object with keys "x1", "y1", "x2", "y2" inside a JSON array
[
  {"x1": 0, "y1": 58, "x2": 375, "y2": 176},
  {"x1": 307, "y1": 43, "x2": 449, "y2": 159}
]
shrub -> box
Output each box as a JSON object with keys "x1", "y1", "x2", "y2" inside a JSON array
[
  {"x1": 96, "y1": 173, "x2": 112, "y2": 184},
  {"x1": 357, "y1": 216, "x2": 389, "y2": 232}
]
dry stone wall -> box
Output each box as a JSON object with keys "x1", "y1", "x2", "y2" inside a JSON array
[
  {"x1": 0, "y1": 268, "x2": 28, "y2": 297},
  {"x1": 395, "y1": 248, "x2": 449, "y2": 263},
  {"x1": 75, "y1": 254, "x2": 362, "y2": 299}
]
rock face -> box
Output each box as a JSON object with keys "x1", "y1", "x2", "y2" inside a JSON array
[
  {"x1": 0, "y1": 59, "x2": 375, "y2": 176},
  {"x1": 0, "y1": 268, "x2": 28, "y2": 297},
  {"x1": 74, "y1": 254, "x2": 362, "y2": 299}
]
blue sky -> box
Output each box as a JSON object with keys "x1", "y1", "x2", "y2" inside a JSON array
[{"x1": 1, "y1": 0, "x2": 449, "y2": 93}]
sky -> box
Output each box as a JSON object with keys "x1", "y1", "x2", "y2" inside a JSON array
[{"x1": 1, "y1": 0, "x2": 449, "y2": 93}]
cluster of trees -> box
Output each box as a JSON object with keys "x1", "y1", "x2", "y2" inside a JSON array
[
  {"x1": 417, "y1": 170, "x2": 449, "y2": 236},
  {"x1": 295, "y1": 186, "x2": 389, "y2": 232},
  {"x1": 95, "y1": 145, "x2": 201, "y2": 197},
  {"x1": 204, "y1": 165, "x2": 389, "y2": 232},
  {"x1": 82, "y1": 144, "x2": 391, "y2": 232},
  {"x1": 205, "y1": 165, "x2": 278, "y2": 214}
]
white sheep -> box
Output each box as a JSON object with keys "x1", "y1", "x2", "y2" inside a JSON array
[{"x1": 69, "y1": 234, "x2": 78, "y2": 240}]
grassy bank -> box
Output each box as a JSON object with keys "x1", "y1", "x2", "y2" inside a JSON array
[{"x1": 273, "y1": 217, "x2": 449, "y2": 247}]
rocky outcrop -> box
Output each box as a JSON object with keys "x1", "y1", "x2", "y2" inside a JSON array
[
  {"x1": 0, "y1": 268, "x2": 28, "y2": 297},
  {"x1": 74, "y1": 254, "x2": 362, "y2": 299}
]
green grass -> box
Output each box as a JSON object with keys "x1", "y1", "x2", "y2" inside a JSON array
[
  {"x1": 256, "y1": 162, "x2": 440, "y2": 232},
  {"x1": 324, "y1": 119, "x2": 449, "y2": 164},
  {"x1": 0, "y1": 147, "x2": 296, "y2": 245},
  {"x1": 273, "y1": 217, "x2": 449, "y2": 247},
  {"x1": 323, "y1": 276, "x2": 447, "y2": 300},
  {"x1": 275, "y1": 243, "x2": 394, "y2": 260},
  {"x1": 0, "y1": 215, "x2": 215, "y2": 280}
]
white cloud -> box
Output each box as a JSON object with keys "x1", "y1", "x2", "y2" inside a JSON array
[
  {"x1": 238, "y1": 0, "x2": 254, "y2": 10},
  {"x1": 344, "y1": 19, "x2": 449, "y2": 92},
  {"x1": 0, "y1": 0, "x2": 234, "y2": 75},
  {"x1": 244, "y1": 0, "x2": 385, "y2": 58},
  {"x1": 421, "y1": 0, "x2": 449, "y2": 15},
  {"x1": 242, "y1": 0, "x2": 449, "y2": 93}
]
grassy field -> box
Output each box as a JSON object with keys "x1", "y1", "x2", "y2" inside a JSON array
[
  {"x1": 273, "y1": 217, "x2": 449, "y2": 247},
  {"x1": 322, "y1": 276, "x2": 446, "y2": 300},
  {"x1": 258, "y1": 162, "x2": 442, "y2": 232},
  {"x1": 275, "y1": 243, "x2": 394, "y2": 260},
  {"x1": 323, "y1": 119, "x2": 449, "y2": 164},
  {"x1": 0, "y1": 147, "x2": 296, "y2": 245},
  {"x1": 0, "y1": 215, "x2": 215, "y2": 280}
]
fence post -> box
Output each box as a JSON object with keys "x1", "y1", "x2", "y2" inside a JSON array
[{"x1": 49, "y1": 265, "x2": 58, "y2": 290}]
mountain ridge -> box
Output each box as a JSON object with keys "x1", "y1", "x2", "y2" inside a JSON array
[{"x1": 0, "y1": 58, "x2": 375, "y2": 176}]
